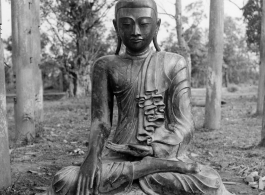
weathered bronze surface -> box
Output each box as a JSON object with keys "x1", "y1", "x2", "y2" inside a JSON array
[{"x1": 48, "y1": 0, "x2": 233, "y2": 194}]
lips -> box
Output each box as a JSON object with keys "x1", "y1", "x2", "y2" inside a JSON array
[{"x1": 130, "y1": 38, "x2": 143, "y2": 43}]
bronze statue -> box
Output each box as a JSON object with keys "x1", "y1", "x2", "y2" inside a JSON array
[{"x1": 47, "y1": 0, "x2": 233, "y2": 194}]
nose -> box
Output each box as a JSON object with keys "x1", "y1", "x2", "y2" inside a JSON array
[{"x1": 132, "y1": 24, "x2": 141, "y2": 36}]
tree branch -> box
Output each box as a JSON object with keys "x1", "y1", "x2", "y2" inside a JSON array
[
  {"x1": 227, "y1": 0, "x2": 245, "y2": 10},
  {"x1": 43, "y1": 17, "x2": 70, "y2": 50},
  {"x1": 157, "y1": 2, "x2": 177, "y2": 20},
  {"x1": 158, "y1": 12, "x2": 175, "y2": 19}
]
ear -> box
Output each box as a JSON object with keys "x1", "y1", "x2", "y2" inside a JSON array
[
  {"x1": 113, "y1": 19, "x2": 118, "y2": 33},
  {"x1": 113, "y1": 19, "x2": 122, "y2": 55},
  {"x1": 156, "y1": 18, "x2": 161, "y2": 32},
  {"x1": 153, "y1": 18, "x2": 161, "y2": 52}
]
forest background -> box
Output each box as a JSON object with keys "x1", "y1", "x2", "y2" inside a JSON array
[
  {"x1": 1, "y1": 0, "x2": 257, "y2": 97},
  {"x1": 1, "y1": 0, "x2": 265, "y2": 194}
]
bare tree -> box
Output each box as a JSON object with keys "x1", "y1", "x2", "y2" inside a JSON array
[
  {"x1": 175, "y1": 0, "x2": 191, "y2": 78},
  {"x1": 257, "y1": 0, "x2": 265, "y2": 115},
  {"x1": 12, "y1": 0, "x2": 35, "y2": 143},
  {"x1": 204, "y1": 0, "x2": 224, "y2": 130},
  {"x1": 259, "y1": 0, "x2": 265, "y2": 146},
  {"x1": 159, "y1": 0, "x2": 206, "y2": 80},
  {"x1": 32, "y1": 0, "x2": 44, "y2": 130},
  {"x1": 0, "y1": 0, "x2": 11, "y2": 188}
]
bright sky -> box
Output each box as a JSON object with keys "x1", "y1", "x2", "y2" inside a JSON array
[
  {"x1": 106, "y1": 0, "x2": 247, "y2": 42},
  {"x1": 1, "y1": 0, "x2": 247, "y2": 41}
]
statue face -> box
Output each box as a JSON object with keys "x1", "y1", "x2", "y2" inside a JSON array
[{"x1": 114, "y1": 8, "x2": 160, "y2": 54}]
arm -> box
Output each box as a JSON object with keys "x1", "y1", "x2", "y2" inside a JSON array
[
  {"x1": 77, "y1": 58, "x2": 114, "y2": 195},
  {"x1": 167, "y1": 56, "x2": 194, "y2": 156},
  {"x1": 138, "y1": 55, "x2": 194, "y2": 159},
  {"x1": 88, "y1": 57, "x2": 113, "y2": 163}
]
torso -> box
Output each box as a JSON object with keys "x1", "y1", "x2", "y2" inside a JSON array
[{"x1": 99, "y1": 50, "x2": 186, "y2": 146}]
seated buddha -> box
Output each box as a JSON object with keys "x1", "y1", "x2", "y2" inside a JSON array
[{"x1": 47, "y1": 0, "x2": 233, "y2": 194}]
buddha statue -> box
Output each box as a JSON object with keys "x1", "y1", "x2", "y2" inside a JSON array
[{"x1": 47, "y1": 0, "x2": 233, "y2": 194}]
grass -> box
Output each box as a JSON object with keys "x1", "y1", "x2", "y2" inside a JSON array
[{"x1": 1, "y1": 90, "x2": 264, "y2": 195}]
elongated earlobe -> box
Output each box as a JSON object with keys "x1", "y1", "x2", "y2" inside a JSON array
[
  {"x1": 153, "y1": 35, "x2": 161, "y2": 52},
  {"x1": 115, "y1": 36, "x2": 122, "y2": 55}
]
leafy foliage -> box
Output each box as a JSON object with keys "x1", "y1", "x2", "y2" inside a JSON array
[
  {"x1": 40, "y1": 0, "x2": 117, "y2": 96},
  {"x1": 162, "y1": 10, "x2": 258, "y2": 87},
  {"x1": 243, "y1": 0, "x2": 262, "y2": 53},
  {"x1": 161, "y1": 0, "x2": 208, "y2": 87},
  {"x1": 223, "y1": 16, "x2": 259, "y2": 85}
]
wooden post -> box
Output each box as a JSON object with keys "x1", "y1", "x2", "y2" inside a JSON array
[
  {"x1": 32, "y1": 0, "x2": 44, "y2": 129},
  {"x1": 0, "y1": 0, "x2": 12, "y2": 189},
  {"x1": 258, "y1": 0, "x2": 265, "y2": 115},
  {"x1": 260, "y1": 0, "x2": 265, "y2": 146},
  {"x1": 204, "y1": 0, "x2": 224, "y2": 130},
  {"x1": 12, "y1": 0, "x2": 35, "y2": 143}
]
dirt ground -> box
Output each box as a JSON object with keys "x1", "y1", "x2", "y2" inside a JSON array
[{"x1": 1, "y1": 85, "x2": 265, "y2": 195}]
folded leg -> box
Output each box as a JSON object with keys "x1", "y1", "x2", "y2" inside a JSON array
[
  {"x1": 139, "y1": 165, "x2": 232, "y2": 195},
  {"x1": 46, "y1": 161, "x2": 134, "y2": 195},
  {"x1": 47, "y1": 158, "x2": 232, "y2": 195}
]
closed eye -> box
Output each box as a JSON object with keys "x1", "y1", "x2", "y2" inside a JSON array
[
  {"x1": 122, "y1": 23, "x2": 131, "y2": 27},
  {"x1": 140, "y1": 23, "x2": 150, "y2": 26}
]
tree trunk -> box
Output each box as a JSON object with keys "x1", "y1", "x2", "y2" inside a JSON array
[
  {"x1": 70, "y1": 37, "x2": 92, "y2": 97},
  {"x1": 59, "y1": 71, "x2": 64, "y2": 92},
  {"x1": 75, "y1": 73, "x2": 91, "y2": 97},
  {"x1": 0, "y1": 0, "x2": 12, "y2": 188},
  {"x1": 12, "y1": 0, "x2": 35, "y2": 143},
  {"x1": 32, "y1": 0, "x2": 44, "y2": 129},
  {"x1": 223, "y1": 67, "x2": 229, "y2": 88},
  {"x1": 11, "y1": 0, "x2": 18, "y2": 120},
  {"x1": 175, "y1": 0, "x2": 192, "y2": 80},
  {"x1": 258, "y1": 0, "x2": 265, "y2": 115},
  {"x1": 259, "y1": 0, "x2": 265, "y2": 146},
  {"x1": 11, "y1": 0, "x2": 18, "y2": 142},
  {"x1": 69, "y1": 74, "x2": 90, "y2": 97},
  {"x1": 204, "y1": 0, "x2": 224, "y2": 130},
  {"x1": 260, "y1": 93, "x2": 265, "y2": 146}
]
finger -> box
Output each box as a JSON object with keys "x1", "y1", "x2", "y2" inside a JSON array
[
  {"x1": 81, "y1": 177, "x2": 86, "y2": 195},
  {"x1": 87, "y1": 176, "x2": 93, "y2": 194},
  {"x1": 90, "y1": 171, "x2": 95, "y2": 189},
  {"x1": 94, "y1": 171, "x2": 101, "y2": 195},
  {"x1": 84, "y1": 177, "x2": 89, "y2": 195},
  {"x1": 76, "y1": 175, "x2": 82, "y2": 195},
  {"x1": 106, "y1": 143, "x2": 128, "y2": 152},
  {"x1": 129, "y1": 144, "x2": 150, "y2": 151}
]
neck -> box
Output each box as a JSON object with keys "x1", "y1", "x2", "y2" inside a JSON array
[{"x1": 126, "y1": 47, "x2": 151, "y2": 57}]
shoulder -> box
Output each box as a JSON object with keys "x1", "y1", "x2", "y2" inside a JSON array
[
  {"x1": 92, "y1": 55, "x2": 117, "y2": 70},
  {"x1": 155, "y1": 51, "x2": 188, "y2": 79},
  {"x1": 160, "y1": 51, "x2": 187, "y2": 67},
  {"x1": 92, "y1": 55, "x2": 125, "y2": 76}
]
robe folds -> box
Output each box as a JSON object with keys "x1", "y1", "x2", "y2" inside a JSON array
[
  {"x1": 48, "y1": 51, "x2": 227, "y2": 195},
  {"x1": 104, "y1": 51, "x2": 193, "y2": 159}
]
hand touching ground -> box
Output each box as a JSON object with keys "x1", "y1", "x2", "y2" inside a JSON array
[{"x1": 76, "y1": 155, "x2": 101, "y2": 195}]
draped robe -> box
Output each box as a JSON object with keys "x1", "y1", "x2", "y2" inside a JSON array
[
  {"x1": 48, "y1": 51, "x2": 227, "y2": 195},
  {"x1": 104, "y1": 51, "x2": 192, "y2": 158}
]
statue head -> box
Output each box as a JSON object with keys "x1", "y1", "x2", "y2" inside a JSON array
[{"x1": 113, "y1": 0, "x2": 161, "y2": 55}]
